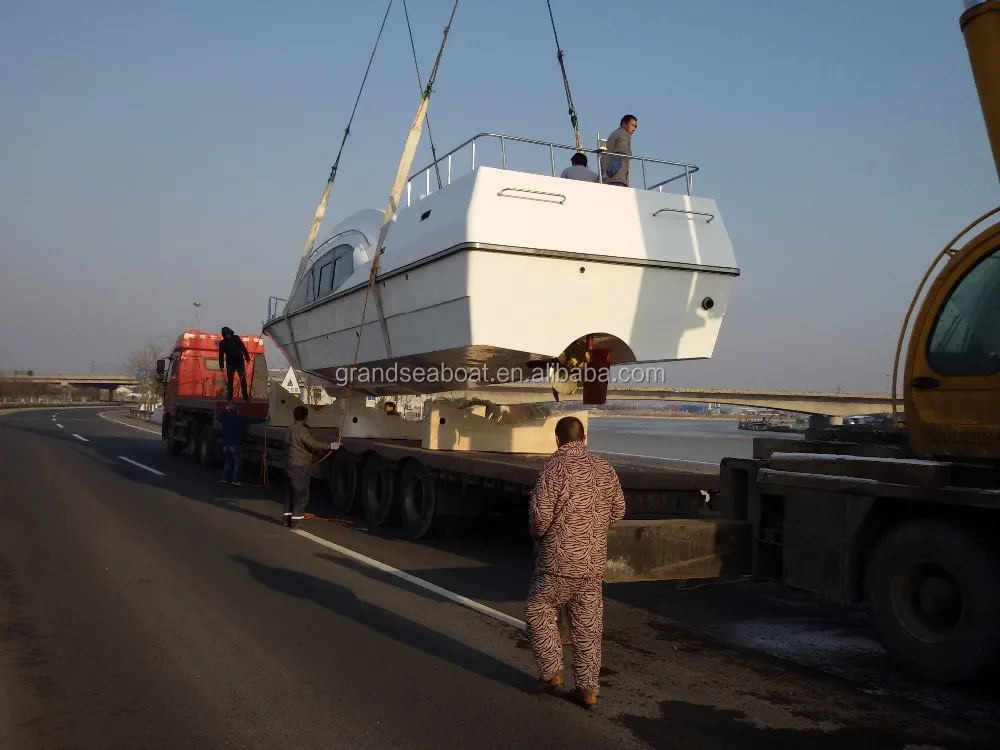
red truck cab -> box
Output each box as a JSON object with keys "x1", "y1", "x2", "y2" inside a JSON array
[{"x1": 156, "y1": 330, "x2": 269, "y2": 452}]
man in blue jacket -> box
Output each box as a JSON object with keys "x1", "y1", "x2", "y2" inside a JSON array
[{"x1": 217, "y1": 403, "x2": 266, "y2": 484}]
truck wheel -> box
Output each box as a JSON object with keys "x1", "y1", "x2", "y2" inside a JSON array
[
  {"x1": 197, "y1": 423, "x2": 216, "y2": 466},
  {"x1": 329, "y1": 450, "x2": 360, "y2": 515},
  {"x1": 163, "y1": 418, "x2": 182, "y2": 456},
  {"x1": 361, "y1": 455, "x2": 396, "y2": 527},
  {"x1": 864, "y1": 519, "x2": 1000, "y2": 683}
]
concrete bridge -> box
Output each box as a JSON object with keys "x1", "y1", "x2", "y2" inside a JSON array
[
  {"x1": 441, "y1": 383, "x2": 899, "y2": 423},
  {"x1": 0, "y1": 373, "x2": 138, "y2": 401}
]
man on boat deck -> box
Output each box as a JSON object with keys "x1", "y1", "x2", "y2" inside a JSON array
[
  {"x1": 601, "y1": 114, "x2": 637, "y2": 187},
  {"x1": 525, "y1": 416, "x2": 626, "y2": 708},
  {"x1": 560, "y1": 152, "x2": 599, "y2": 182}
]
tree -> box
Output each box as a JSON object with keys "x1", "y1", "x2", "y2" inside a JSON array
[{"x1": 124, "y1": 335, "x2": 173, "y2": 404}]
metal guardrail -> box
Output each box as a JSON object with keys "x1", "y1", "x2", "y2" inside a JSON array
[
  {"x1": 267, "y1": 296, "x2": 287, "y2": 320},
  {"x1": 406, "y1": 132, "x2": 700, "y2": 206}
]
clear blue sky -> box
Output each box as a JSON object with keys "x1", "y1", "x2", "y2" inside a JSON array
[{"x1": 1, "y1": 0, "x2": 997, "y2": 392}]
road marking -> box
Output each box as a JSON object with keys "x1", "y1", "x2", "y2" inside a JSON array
[
  {"x1": 72, "y1": 433, "x2": 89, "y2": 442},
  {"x1": 118, "y1": 456, "x2": 165, "y2": 476},
  {"x1": 293, "y1": 530, "x2": 528, "y2": 632},
  {"x1": 99, "y1": 411, "x2": 160, "y2": 435},
  {"x1": 56, "y1": 423, "x2": 64, "y2": 429}
]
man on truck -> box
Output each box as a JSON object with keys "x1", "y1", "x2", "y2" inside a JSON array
[
  {"x1": 218, "y1": 326, "x2": 251, "y2": 402},
  {"x1": 284, "y1": 405, "x2": 341, "y2": 528},
  {"x1": 525, "y1": 416, "x2": 626, "y2": 709}
]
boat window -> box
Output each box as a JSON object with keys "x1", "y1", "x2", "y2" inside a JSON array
[
  {"x1": 330, "y1": 244, "x2": 356, "y2": 291},
  {"x1": 317, "y1": 262, "x2": 333, "y2": 295},
  {"x1": 304, "y1": 269, "x2": 316, "y2": 304},
  {"x1": 926, "y1": 246, "x2": 1000, "y2": 377}
]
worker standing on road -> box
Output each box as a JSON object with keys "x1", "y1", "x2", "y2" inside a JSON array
[
  {"x1": 284, "y1": 405, "x2": 340, "y2": 528},
  {"x1": 217, "y1": 403, "x2": 266, "y2": 485},
  {"x1": 218, "y1": 326, "x2": 251, "y2": 402},
  {"x1": 525, "y1": 416, "x2": 626, "y2": 708}
]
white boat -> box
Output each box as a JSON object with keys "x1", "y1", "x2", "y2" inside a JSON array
[{"x1": 263, "y1": 133, "x2": 740, "y2": 399}]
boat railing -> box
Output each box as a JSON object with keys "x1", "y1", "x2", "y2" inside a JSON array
[
  {"x1": 267, "y1": 296, "x2": 287, "y2": 321},
  {"x1": 405, "y1": 132, "x2": 700, "y2": 207}
]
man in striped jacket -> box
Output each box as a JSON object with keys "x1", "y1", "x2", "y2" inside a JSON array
[{"x1": 525, "y1": 416, "x2": 626, "y2": 708}]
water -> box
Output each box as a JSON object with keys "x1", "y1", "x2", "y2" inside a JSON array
[{"x1": 586, "y1": 417, "x2": 798, "y2": 467}]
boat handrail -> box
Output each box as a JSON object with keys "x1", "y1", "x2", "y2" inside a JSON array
[{"x1": 405, "y1": 132, "x2": 700, "y2": 206}]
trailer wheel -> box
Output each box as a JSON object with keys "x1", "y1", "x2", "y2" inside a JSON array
[
  {"x1": 399, "y1": 461, "x2": 457, "y2": 540},
  {"x1": 361, "y1": 455, "x2": 396, "y2": 527},
  {"x1": 399, "y1": 461, "x2": 437, "y2": 539},
  {"x1": 329, "y1": 450, "x2": 360, "y2": 515},
  {"x1": 864, "y1": 519, "x2": 1000, "y2": 683}
]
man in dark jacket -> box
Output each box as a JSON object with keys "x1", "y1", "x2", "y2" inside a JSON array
[
  {"x1": 218, "y1": 326, "x2": 251, "y2": 402},
  {"x1": 217, "y1": 403, "x2": 266, "y2": 484}
]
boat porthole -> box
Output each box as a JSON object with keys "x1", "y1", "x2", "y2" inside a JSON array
[
  {"x1": 701, "y1": 296, "x2": 715, "y2": 310},
  {"x1": 439, "y1": 417, "x2": 447, "y2": 426},
  {"x1": 579, "y1": 266, "x2": 585, "y2": 273},
  {"x1": 352, "y1": 417, "x2": 359, "y2": 424}
]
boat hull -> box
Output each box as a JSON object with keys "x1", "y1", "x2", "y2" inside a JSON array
[{"x1": 264, "y1": 165, "x2": 738, "y2": 397}]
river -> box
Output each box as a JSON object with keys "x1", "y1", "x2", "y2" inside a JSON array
[{"x1": 586, "y1": 417, "x2": 798, "y2": 468}]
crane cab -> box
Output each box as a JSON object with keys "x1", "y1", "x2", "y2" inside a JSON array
[{"x1": 905, "y1": 222, "x2": 1000, "y2": 460}]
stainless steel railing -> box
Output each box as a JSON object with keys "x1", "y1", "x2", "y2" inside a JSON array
[{"x1": 405, "y1": 132, "x2": 699, "y2": 206}]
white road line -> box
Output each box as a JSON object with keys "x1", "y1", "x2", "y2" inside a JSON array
[
  {"x1": 118, "y1": 456, "x2": 165, "y2": 476},
  {"x1": 72, "y1": 433, "x2": 89, "y2": 442},
  {"x1": 56, "y1": 423, "x2": 64, "y2": 429},
  {"x1": 595, "y1": 449, "x2": 717, "y2": 468},
  {"x1": 98, "y1": 411, "x2": 160, "y2": 435},
  {"x1": 293, "y1": 530, "x2": 528, "y2": 632}
]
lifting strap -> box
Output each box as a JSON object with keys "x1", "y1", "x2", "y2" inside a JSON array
[
  {"x1": 402, "y1": 0, "x2": 444, "y2": 191},
  {"x1": 337, "y1": 0, "x2": 460, "y2": 439},
  {"x1": 292, "y1": 0, "x2": 394, "y2": 289},
  {"x1": 545, "y1": 0, "x2": 582, "y2": 151}
]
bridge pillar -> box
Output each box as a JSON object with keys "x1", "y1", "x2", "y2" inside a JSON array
[{"x1": 809, "y1": 414, "x2": 844, "y2": 428}]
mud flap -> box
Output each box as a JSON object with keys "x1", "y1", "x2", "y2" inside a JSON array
[{"x1": 582, "y1": 345, "x2": 612, "y2": 405}]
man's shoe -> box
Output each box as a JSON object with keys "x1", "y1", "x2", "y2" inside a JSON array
[
  {"x1": 569, "y1": 688, "x2": 598, "y2": 708},
  {"x1": 537, "y1": 673, "x2": 563, "y2": 693}
]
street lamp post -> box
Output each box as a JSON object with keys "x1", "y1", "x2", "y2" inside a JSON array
[{"x1": 193, "y1": 302, "x2": 202, "y2": 328}]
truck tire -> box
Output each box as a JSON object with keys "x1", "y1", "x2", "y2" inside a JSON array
[
  {"x1": 399, "y1": 461, "x2": 437, "y2": 539},
  {"x1": 329, "y1": 450, "x2": 360, "y2": 515},
  {"x1": 361, "y1": 454, "x2": 396, "y2": 527},
  {"x1": 864, "y1": 518, "x2": 1000, "y2": 683},
  {"x1": 163, "y1": 417, "x2": 182, "y2": 456},
  {"x1": 197, "y1": 423, "x2": 217, "y2": 466}
]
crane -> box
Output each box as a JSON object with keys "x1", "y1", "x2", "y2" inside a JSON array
[{"x1": 897, "y1": 0, "x2": 999, "y2": 461}]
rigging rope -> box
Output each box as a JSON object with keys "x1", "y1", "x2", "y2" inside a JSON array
[
  {"x1": 544, "y1": 0, "x2": 582, "y2": 151},
  {"x1": 402, "y1": 0, "x2": 444, "y2": 190},
  {"x1": 335, "y1": 0, "x2": 460, "y2": 441},
  {"x1": 293, "y1": 0, "x2": 394, "y2": 287}
]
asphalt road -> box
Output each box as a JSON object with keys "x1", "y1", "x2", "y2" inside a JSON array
[{"x1": 1, "y1": 407, "x2": 997, "y2": 749}]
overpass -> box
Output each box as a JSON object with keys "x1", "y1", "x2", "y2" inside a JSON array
[
  {"x1": 0, "y1": 373, "x2": 138, "y2": 401},
  {"x1": 438, "y1": 383, "x2": 899, "y2": 424}
]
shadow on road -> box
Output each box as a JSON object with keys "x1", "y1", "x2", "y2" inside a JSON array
[{"x1": 230, "y1": 554, "x2": 534, "y2": 692}]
